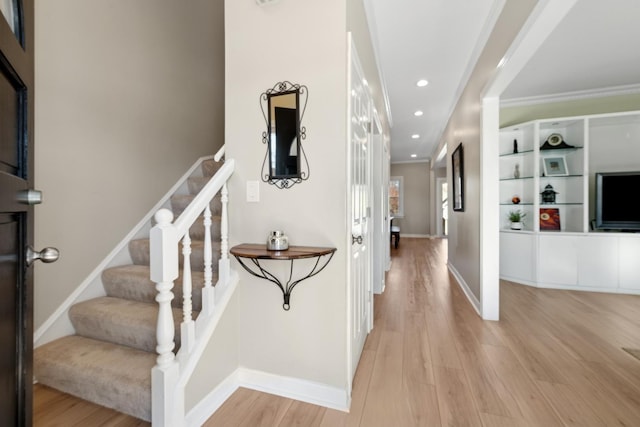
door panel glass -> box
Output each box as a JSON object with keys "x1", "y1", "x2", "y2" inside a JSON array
[
  {"x1": 0, "y1": 71, "x2": 19, "y2": 176},
  {"x1": 0, "y1": 0, "x2": 21, "y2": 40}
]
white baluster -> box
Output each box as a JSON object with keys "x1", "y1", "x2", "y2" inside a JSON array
[
  {"x1": 203, "y1": 205, "x2": 213, "y2": 288},
  {"x1": 181, "y1": 233, "x2": 195, "y2": 354},
  {"x1": 219, "y1": 182, "x2": 230, "y2": 286},
  {"x1": 202, "y1": 204, "x2": 215, "y2": 314}
]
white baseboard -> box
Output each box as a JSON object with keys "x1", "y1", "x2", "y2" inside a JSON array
[
  {"x1": 185, "y1": 370, "x2": 240, "y2": 427},
  {"x1": 447, "y1": 263, "x2": 481, "y2": 316},
  {"x1": 185, "y1": 367, "x2": 349, "y2": 426},
  {"x1": 398, "y1": 233, "x2": 431, "y2": 238},
  {"x1": 237, "y1": 368, "x2": 349, "y2": 412},
  {"x1": 500, "y1": 276, "x2": 640, "y2": 296}
]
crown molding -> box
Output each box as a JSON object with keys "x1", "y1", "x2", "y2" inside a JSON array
[
  {"x1": 362, "y1": 0, "x2": 393, "y2": 129},
  {"x1": 391, "y1": 159, "x2": 430, "y2": 165},
  {"x1": 501, "y1": 83, "x2": 640, "y2": 108},
  {"x1": 430, "y1": 0, "x2": 506, "y2": 161}
]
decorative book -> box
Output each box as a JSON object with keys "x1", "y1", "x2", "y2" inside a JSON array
[{"x1": 540, "y1": 208, "x2": 561, "y2": 231}]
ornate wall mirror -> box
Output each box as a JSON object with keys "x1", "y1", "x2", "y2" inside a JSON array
[{"x1": 260, "y1": 81, "x2": 309, "y2": 189}]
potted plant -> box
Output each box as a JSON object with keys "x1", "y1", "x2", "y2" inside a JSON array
[{"x1": 508, "y1": 210, "x2": 526, "y2": 230}]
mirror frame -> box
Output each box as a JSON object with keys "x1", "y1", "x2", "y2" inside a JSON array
[{"x1": 260, "y1": 81, "x2": 309, "y2": 189}]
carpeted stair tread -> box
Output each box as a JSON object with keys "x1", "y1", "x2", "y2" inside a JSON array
[
  {"x1": 188, "y1": 176, "x2": 213, "y2": 194},
  {"x1": 170, "y1": 193, "x2": 222, "y2": 216},
  {"x1": 188, "y1": 214, "x2": 222, "y2": 240},
  {"x1": 202, "y1": 159, "x2": 221, "y2": 177},
  {"x1": 129, "y1": 238, "x2": 221, "y2": 270},
  {"x1": 102, "y1": 264, "x2": 212, "y2": 312},
  {"x1": 69, "y1": 297, "x2": 184, "y2": 353},
  {"x1": 34, "y1": 335, "x2": 155, "y2": 421}
]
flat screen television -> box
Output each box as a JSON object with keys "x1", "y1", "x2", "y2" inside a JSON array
[{"x1": 595, "y1": 171, "x2": 640, "y2": 231}]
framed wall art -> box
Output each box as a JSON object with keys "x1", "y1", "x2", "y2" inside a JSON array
[
  {"x1": 542, "y1": 156, "x2": 568, "y2": 176},
  {"x1": 452, "y1": 142, "x2": 464, "y2": 212}
]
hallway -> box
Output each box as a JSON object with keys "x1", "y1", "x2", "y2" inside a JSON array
[
  {"x1": 34, "y1": 238, "x2": 640, "y2": 426},
  {"x1": 203, "y1": 237, "x2": 640, "y2": 426}
]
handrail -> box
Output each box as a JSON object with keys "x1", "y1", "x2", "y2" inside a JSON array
[
  {"x1": 173, "y1": 159, "x2": 234, "y2": 238},
  {"x1": 214, "y1": 145, "x2": 225, "y2": 162},
  {"x1": 150, "y1": 152, "x2": 235, "y2": 426}
]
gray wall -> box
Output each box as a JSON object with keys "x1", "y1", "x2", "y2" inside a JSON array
[
  {"x1": 390, "y1": 162, "x2": 430, "y2": 236},
  {"x1": 443, "y1": 0, "x2": 537, "y2": 302}
]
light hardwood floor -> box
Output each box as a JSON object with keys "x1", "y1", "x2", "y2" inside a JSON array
[{"x1": 34, "y1": 238, "x2": 640, "y2": 426}]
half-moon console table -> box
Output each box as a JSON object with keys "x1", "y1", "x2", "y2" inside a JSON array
[{"x1": 229, "y1": 243, "x2": 336, "y2": 311}]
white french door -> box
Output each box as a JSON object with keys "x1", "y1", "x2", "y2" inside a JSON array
[{"x1": 347, "y1": 34, "x2": 372, "y2": 389}]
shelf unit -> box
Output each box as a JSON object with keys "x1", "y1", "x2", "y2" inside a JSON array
[
  {"x1": 498, "y1": 110, "x2": 640, "y2": 295},
  {"x1": 499, "y1": 118, "x2": 587, "y2": 232}
]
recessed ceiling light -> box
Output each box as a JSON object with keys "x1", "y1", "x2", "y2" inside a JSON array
[
  {"x1": 411, "y1": 154, "x2": 417, "y2": 158},
  {"x1": 416, "y1": 79, "x2": 428, "y2": 87},
  {"x1": 411, "y1": 134, "x2": 420, "y2": 139},
  {"x1": 414, "y1": 110, "x2": 423, "y2": 117}
]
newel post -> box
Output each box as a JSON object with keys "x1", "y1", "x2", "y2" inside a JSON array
[{"x1": 150, "y1": 209, "x2": 182, "y2": 426}]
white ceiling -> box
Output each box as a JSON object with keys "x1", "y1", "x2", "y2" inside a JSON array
[
  {"x1": 501, "y1": 0, "x2": 640, "y2": 101},
  {"x1": 365, "y1": 0, "x2": 640, "y2": 163},
  {"x1": 364, "y1": 0, "x2": 498, "y2": 163}
]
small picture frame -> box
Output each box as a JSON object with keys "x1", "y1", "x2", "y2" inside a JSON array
[
  {"x1": 452, "y1": 142, "x2": 464, "y2": 212},
  {"x1": 542, "y1": 156, "x2": 568, "y2": 176}
]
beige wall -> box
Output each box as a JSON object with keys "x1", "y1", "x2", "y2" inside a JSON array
[
  {"x1": 225, "y1": 0, "x2": 387, "y2": 395},
  {"x1": 443, "y1": 0, "x2": 537, "y2": 300},
  {"x1": 390, "y1": 162, "x2": 430, "y2": 235},
  {"x1": 225, "y1": 0, "x2": 348, "y2": 391},
  {"x1": 34, "y1": 0, "x2": 225, "y2": 327},
  {"x1": 500, "y1": 92, "x2": 640, "y2": 127}
]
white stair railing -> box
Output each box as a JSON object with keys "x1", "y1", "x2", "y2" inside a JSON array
[{"x1": 150, "y1": 154, "x2": 235, "y2": 427}]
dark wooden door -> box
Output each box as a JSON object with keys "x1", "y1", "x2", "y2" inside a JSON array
[{"x1": 0, "y1": 1, "x2": 35, "y2": 425}]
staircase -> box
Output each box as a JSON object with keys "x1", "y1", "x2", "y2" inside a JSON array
[{"x1": 34, "y1": 158, "x2": 226, "y2": 422}]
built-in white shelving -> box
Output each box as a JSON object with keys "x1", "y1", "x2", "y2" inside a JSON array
[{"x1": 499, "y1": 110, "x2": 640, "y2": 295}]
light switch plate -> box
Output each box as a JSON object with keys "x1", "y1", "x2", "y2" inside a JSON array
[{"x1": 247, "y1": 181, "x2": 260, "y2": 202}]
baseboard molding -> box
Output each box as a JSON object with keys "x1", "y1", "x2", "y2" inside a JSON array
[
  {"x1": 447, "y1": 263, "x2": 481, "y2": 316},
  {"x1": 185, "y1": 367, "x2": 350, "y2": 426},
  {"x1": 238, "y1": 368, "x2": 349, "y2": 412},
  {"x1": 500, "y1": 276, "x2": 640, "y2": 296},
  {"x1": 185, "y1": 370, "x2": 240, "y2": 427}
]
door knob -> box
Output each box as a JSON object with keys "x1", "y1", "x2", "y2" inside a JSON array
[{"x1": 26, "y1": 246, "x2": 60, "y2": 266}]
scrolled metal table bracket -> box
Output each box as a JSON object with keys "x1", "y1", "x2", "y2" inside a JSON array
[{"x1": 230, "y1": 245, "x2": 336, "y2": 311}]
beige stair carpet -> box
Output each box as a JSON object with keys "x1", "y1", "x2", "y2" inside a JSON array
[{"x1": 34, "y1": 159, "x2": 222, "y2": 422}]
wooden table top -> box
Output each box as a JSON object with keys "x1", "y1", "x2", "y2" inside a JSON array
[{"x1": 230, "y1": 243, "x2": 336, "y2": 260}]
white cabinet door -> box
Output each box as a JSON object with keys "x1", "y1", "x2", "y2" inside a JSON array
[
  {"x1": 619, "y1": 237, "x2": 640, "y2": 291},
  {"x1": 538, "y1": 235, "x2": 578, "y2": 286},
  {"x1": 500, "y1": 232, "x2": 536, "y2": 283},
  {"x1": 576, "y1": 235, "x2": 619, "y2": 289}
]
